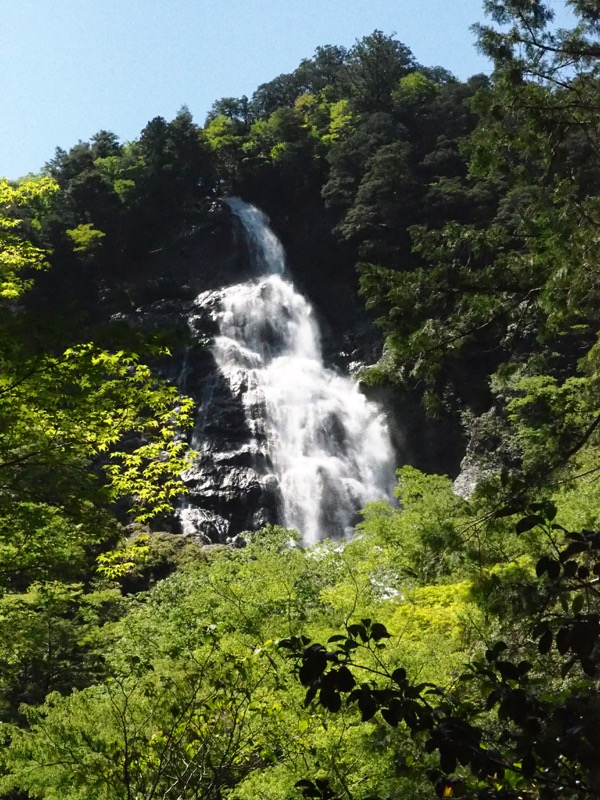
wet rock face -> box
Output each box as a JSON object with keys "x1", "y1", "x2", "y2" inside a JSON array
[
  {"x1": 173, "y1": 285, "x2": 280, "y2": 542},
  {"x1": 178, "y1": 342, "x2": 282, "y2": 542},
  {"x1": 129, "y1": 296, "x2": 282, "y2": 543}
]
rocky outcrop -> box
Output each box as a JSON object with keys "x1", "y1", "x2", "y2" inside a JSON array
[
  {"x1": 453, "y1": 406, "x2": 518, "y2": 499},
  {"x1": 176, "y1": 302, "x2": 281, "y2": 541}
]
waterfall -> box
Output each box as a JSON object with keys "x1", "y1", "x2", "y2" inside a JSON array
[
  {"x1": 182, "y1": 199, "x2": 395, "y2": 544},
  {"x1": 225, "y1": 197, "x2": 286, "y2": 275}
]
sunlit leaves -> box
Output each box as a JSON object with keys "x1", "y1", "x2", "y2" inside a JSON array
[
  {"x1": 65, "y1": 222, "x2": 106, "y2": 258},
  {"x1": 0, "y1": 177, "x2": 58, "y2": 298},
  {"x1": 0, "y1": 342, "x2": 195, "y2": 525}
]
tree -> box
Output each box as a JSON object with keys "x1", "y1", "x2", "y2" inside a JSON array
[
  {"x1": 2, "y1": 638, "x2": 277, "y2": 800},
  {"x1": 250, "y1": 73, "x2": 307, "y2": 118},
  {"x1": 0, "y1": 177, "x2": 58, "y2": 298},
  {"x1": 205, "y1": 95, "x2": 253, "y2": 128},
  {"x1": 336, "y1": 140, "x2": 420, "y2": 267},
  {"x1": 345, "y1": 31, "x2": 417, "y2": 113},
  {"x1": 0, "y1": 174, "x2": 196, "y2": 542}
]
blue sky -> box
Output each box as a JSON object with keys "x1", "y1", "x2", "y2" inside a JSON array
[{"x1": 1, "y1": 0, "x2": 572, "y2": 180}]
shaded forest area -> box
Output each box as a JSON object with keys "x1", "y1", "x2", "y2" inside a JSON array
[{"x1": 1, "y1": 2, "x2": 600, "y2": 798}]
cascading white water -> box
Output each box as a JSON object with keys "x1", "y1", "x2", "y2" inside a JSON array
[
  {"x1": 189, "y1": 198, "x2": 394, "y2": 545},
  {"x1": 226, "y1": 197, "x2": 286, "y2": 276}
]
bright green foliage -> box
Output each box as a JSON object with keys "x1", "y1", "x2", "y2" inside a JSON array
[
  {"x1": 2, "y1": 643, "x2": 279, "y2": 800},
  {"x1": 0, "y1": 581, "x2": 123, "y2": 721},
  {"x1": 65, "y1": 222, "x2": 105, "y2": 258},
  {"x1": 0, "y1": 344, "x2": 194, "y2": 594},
  {"x1": 2, "y1": 461, "x2": 597, "y2": 799},
  {"x1": 282, "y1": 522, "x2": 600, "y2": 800},
  {"x1": 204, "y1": 113, "x2": 244, "y2": 153},
  {"x1": 96, "y1": 534, "x2": 150, "y2": 578},
  {"x1": 0, "y1": 341, "x2": 195, "y2": 528},
  {"x1": 392, "y1": 71, "x2": 438, "y2": 110},
  {"x1": 0, "y1": 501, "x2": 490, "y2": 800},
  {"x1": 245, "y1": 106, "x2": 321, "y2": 166},
  {"x1": 320, "y1": 98, "x2": 354, "y2": 146},
  {"x1": 0, "y1": 177, "x2": 58, "y2": 298},
  {"x1": 358, "y1": 468, "x2": 469, "y2": 583},
  {"x1": 504, "y1": 376, "x2": 596, "y2": 473},
  {"x1": 387, "y1": 581, "x2": 474, "y2": 642}
]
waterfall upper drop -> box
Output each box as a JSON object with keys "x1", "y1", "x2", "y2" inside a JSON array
[
  {"x1": 225, "y1": 197, "x2": 285, "y2": 276},
  {"x1": 180, "y1": 199, "x2": 395, "y2": 544}
]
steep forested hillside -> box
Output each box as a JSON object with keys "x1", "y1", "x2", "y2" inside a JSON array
[{"x1": 1, "y1": 2, "x2": 600, "y2": 798}]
